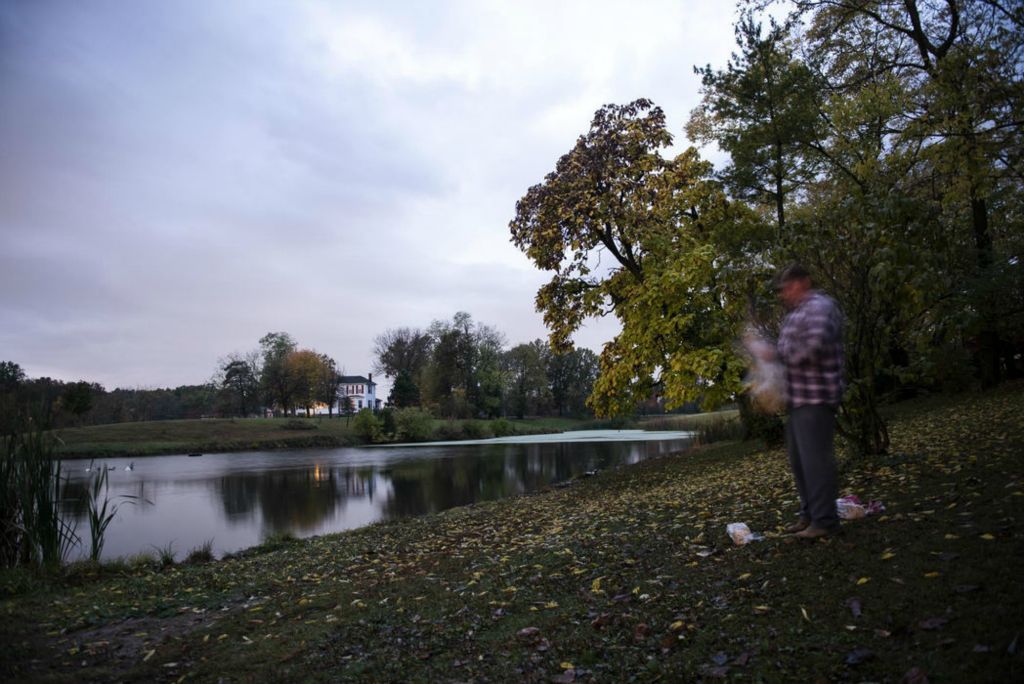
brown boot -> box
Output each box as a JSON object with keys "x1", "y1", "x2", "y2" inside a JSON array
[
  {"x1": 784, "y1": 517, "x2": 810, "y2": 534},
  {"x1": 794, "y1": 525, "x2": 839, "y2": 540}
]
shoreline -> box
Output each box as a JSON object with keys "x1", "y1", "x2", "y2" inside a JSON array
[
  {"x1": 53, "y1": 434, "x2": 357, "y2": 459},
  {"x1": 50, "y1": 412, "x2": 735, "y2": 459}
]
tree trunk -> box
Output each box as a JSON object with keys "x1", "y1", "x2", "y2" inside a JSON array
[
  {"x1": 837, "y1": 379, "x2": 890, "y2": 457},
  {"x1": 971, "y1": 192, "x2": 1002, "y2": 388},
  {"x1": 774, "y1": 140, "x2": 786, "y2": 238}
]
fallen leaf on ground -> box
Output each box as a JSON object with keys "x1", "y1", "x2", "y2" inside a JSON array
[
  {"x1": 845, "y1": 648, "x2": 874, "y2": 665},
  {"x1": 901, "y1": 666, "x2": 929, "y2": 684},
  {"x1": 918, "y1": 617, "x2": 948, "y2": 630},
  {"x1": 517, "y1": 627, "x2": 541, "y2": 643}
]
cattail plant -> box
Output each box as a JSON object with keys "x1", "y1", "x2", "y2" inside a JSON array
[{"x1": 1, "y1": 422, "x2": 79, "y2": 569}]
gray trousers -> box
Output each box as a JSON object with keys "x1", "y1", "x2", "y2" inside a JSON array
[{"x1": 786, "y1": 405, "x2": 839, "y2": 529}]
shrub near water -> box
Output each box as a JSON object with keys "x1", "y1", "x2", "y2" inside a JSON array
[
  {"x1": 460, "y1": 420, "x2": 492, "y2": 439},
  {"x1": 378, "y1": 408, "x2": 396, "y2": 437},
  {"x1": 351, "y1": 409, "x2": 383, "y2": 443},
  {"x1": 693, "y1": 416, "x2": 746, "y2": 446},
  {"x1": 435, "y1": 421, "x2": 464, "y2": 441},
  {"x1": 490, "y1": 418, "x2": 514, "y2": 437},
  {"x1": 393, "y1": 408, "x2": 434, "y2": 442}
]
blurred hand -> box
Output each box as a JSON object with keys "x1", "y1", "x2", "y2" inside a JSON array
[{"x1": 744, "y1": 334, "x2": 776, "y2": 362}]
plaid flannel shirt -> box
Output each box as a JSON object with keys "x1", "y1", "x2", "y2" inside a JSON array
[{"x1": 777, "y1": 290, "x2": 845, "y2": 408}]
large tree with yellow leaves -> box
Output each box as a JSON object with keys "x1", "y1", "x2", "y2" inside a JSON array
[{"x1": 510, "y1": 99, "x2": 773, "y2": 415}]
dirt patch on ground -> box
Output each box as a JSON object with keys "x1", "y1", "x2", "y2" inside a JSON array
[
  {"x1": 70, "y1": 611, "x2": 216, "y2": 660},
  {"x1": 12, "y1": 609, "x2": 222, "y2": 682}
]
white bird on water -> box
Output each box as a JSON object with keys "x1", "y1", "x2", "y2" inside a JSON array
[{"x1": 125, "y1": 462, "x2": 134, "y2": 472}]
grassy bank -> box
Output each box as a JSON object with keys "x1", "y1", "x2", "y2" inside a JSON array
[
  {"x1": 634, "y1": 409, "x2": 739, "y2": 431},
  {"x1": 637, "y1": 409, "x2": 743, "y2": 444},
  {"x1": 52, "y1": 416, "x2": 596, "y2": 459},
  {"x1": 52, "y1": 418, "x2": 358, "y2": 458},
  {"x1": 5, "y1": 384, "x2": 1021, "y2": 681},
  {"x1": 51, "y1": 412, "x2": 732, "y2": 459},
  {"x1": 53, "y1": 411, "x2": 739, "y2": 459}
]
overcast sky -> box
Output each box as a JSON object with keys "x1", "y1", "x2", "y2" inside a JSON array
[{"x1": 1, "y1": 0, "x2": 741, "y2": 390}]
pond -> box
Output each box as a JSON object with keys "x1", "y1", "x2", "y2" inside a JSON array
[{"x1": 59, "y1": 429, "x2": 694, "y2": 561}]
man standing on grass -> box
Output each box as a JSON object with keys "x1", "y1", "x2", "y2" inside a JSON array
[{"x1": 775, "y1": 264, "x2": 845, "y2": 539}]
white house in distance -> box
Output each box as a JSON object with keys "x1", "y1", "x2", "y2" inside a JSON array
[
  {"x1": 338, "y1": 374, "x2": 379, "y2": 412},
  {"x1": 300, "y1": 373, "x2": 380, "y2": 416}
]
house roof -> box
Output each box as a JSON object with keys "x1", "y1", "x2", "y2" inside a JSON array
[{"x1": 340, "y1": 375, "x2": 375, "y2": 385}]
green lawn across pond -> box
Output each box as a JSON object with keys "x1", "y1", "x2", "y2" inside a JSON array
[
  {"x1": 52, "y1": 417, "x2": 363, "y2": 458},
  {"x1": 51, "y1": 411, "x2": 739, "y2": 459},
  {"x1": 3, "y1": 384, "x2": 1021, "y2": 681},
  {"x1": 51, "y1": 415, "x2": 594, "y2": 458}
]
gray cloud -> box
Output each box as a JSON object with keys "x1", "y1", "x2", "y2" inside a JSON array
[{"x1": 1, "y1": 0, "x2": 737, "y2": 389}]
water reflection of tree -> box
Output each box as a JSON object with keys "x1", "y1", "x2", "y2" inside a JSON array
[
  {"x1": 58, "y1": 476, "x2": 151, "y2": 522},
  {"x1": 382, "y1": 454, "x2": 509, "y2": 518},
  {"x1": 215, "y1": 467, "x2": 376, "y2": 534},
  {"x1": 58, "y1": 479, "x2": 90, "y2": 519},
  {"x1": 379, "y1": 441, "x2": 667, "y2": 520}
]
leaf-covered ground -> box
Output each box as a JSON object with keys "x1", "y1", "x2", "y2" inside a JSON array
[{"x1": 3, "y1": 384, "x2": 1022, "y2": 682}]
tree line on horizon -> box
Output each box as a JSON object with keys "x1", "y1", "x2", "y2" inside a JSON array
[
  {"x1": 0, "y1": 311, "x2": 605, "y2": 430},
  {"x1": 0, "y1": 359, "x2": 220, "y2": 432},
  {"x1": 373, "y1": 311, "x2": 602, "y2": 419},
  {"x1": 510, "y1": 0, "x2": 1023, "y2": 455},
  {"x1": 219, "y1": 317, "x2": 604, "y2": 421},
  {"x1": 215, "y1": 332, "x2": 349, "y2": 418},
  {"x1": 0, "y1": 331, "x2": 347, "y2": 430}
]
